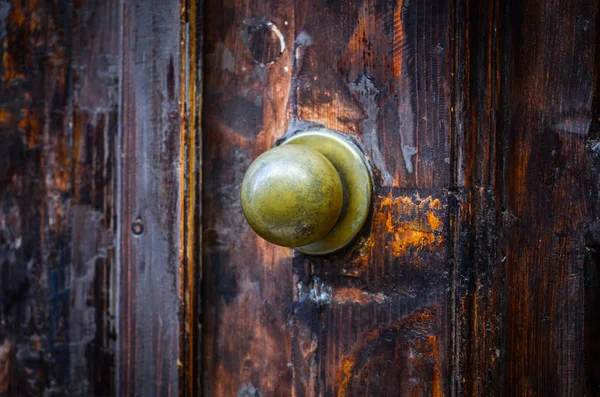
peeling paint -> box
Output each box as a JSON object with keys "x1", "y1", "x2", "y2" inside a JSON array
[
  {"x1": 349, "y1": 74, "x2": 393, "y2": 184},
  {"x1": 372, "y1": 194, "x2": 444, "y2": 259},
  {"x1": 238, "y1": 384, "x2": 262, "y2": 397},
  {"x1": 69, "y1": 205, "x2": 112, "y2": 395},
  {"x1": 297, "y1": 278, "x2": 332, "y2": 304},
  {"x1": 331, "y1": 287, "x2": 387, "y2": 305},
  {"x1": 295, "y1": 30, "x2": 313, "y2": 47}
]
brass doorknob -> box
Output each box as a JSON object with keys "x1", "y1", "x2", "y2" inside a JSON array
[
  {"x1": 240, "y1": 129, "x2": 372, "y2": 255},
  {"x1": 241, "y1": 144, "x2": 343, "y2": 247}
]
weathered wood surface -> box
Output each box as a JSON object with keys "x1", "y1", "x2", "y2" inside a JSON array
[
  {"x1": 0, "y1": 0, "x2": 202, "y2": 395},
  {"x1": 203, "y1": 1, "x2": 600, "y2": 397},
  {"x1": 119, "y1": 0, "x2": 201, "y2": 396},
  {"x1": 203, "y1": 0, "x2": 453, "y2": 395},
  {"x1": 0, "y1": 0, "x2": 598, "y2": 396},
  {"x1": 290, "y1": 0, "x2": 452, "y2": 395},
  {"x1": 0, "y1": 0, "x2": 119, "y2": 395},
  {"x1": 501, "y1": 0, "x2": 599, "y2": 395},
  {"x1": 201, "y1": 1, "x2": 295, "y2": 395}
]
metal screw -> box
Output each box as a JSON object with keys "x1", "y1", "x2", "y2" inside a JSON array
[{"x1": 131, "y1": 218, "x2": 144, "y2": 236}]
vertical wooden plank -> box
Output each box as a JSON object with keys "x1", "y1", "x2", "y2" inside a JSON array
[
  {"x1": 290, "y1": 0, "x2": 452, "y2": 395},
  {"x1": 70, "y1": 0, "x2": 120, "y2": 394},
  {"x1": 586, "y1": 12, "x2": 600, "y2": 392},
  {"x1": 0, "y1": 0, "x2": 119, "y2": 395},
  {"x1": 0, "y1": 1, "x2": 72, "y2": 393},
  {"x1": 118, "y1": 0, "x2": 184, "y2": 395},
  {"x1": 179, "y1": 0, "x2": 203, "y2": 395},
  {"x1": 453, "y1": 0, "x2": 505, "y2": 395},
  {"x1": 501, "y1": 0, "x2": 599, "y2": 395},
  {"x1": 201, "y1": 0, "x2": 295, "y2": 395}
]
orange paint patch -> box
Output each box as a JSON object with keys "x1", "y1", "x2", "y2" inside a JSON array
[
  {"x1": 332, "y1": 287, "x2": 386, "y2": 305},
  {"x1": 18, "y1": 107, "x2": 41, "y2": 148},
  {"x1": 350, "y1": 193, "x2": 445, "y2": 276},
  {"x1": 3, "y1": 52, "x2": 24, "y2": 83},
  {"x1": 376, "y1": 194, "x2": 444, "y2": 258},
  {"x1": 336, "y1": 356, "x2": 356, "y2": 397},
  {"x1": 427, "y1": 211, "x2": 442, "y2": 230},
  {"x1": 0, "y1": 109, "x2": 12, "y2": 124}
]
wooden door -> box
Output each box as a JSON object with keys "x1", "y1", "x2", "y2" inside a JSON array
[
  {"x1": 0, "y1": 0, "x2": 598, "y2": 396},
  {"x1": 201, "y1": 0, "x2": 600, "y2": 396}
]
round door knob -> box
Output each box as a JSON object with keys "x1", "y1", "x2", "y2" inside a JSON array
[
  {"x1": 241, "y1": 129, "x2": 372, "y2": 255},
  {"x1": 241, "y1": 144, "x2": 344, "y2": 247}
]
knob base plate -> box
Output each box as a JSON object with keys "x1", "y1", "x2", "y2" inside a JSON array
[{"x1": 282, "y1": 129, "x2": 372, "y2": 255}]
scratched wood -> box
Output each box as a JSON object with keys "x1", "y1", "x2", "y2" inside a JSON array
[
  {"x1": 452, "y1": 0, "x2": 505, "y2": 395},
  {"x1": 201, "y1": 0, "x2": 295, "y2": 395},
  {"x1": 0, "y1": 0, "x2": 119, "y2": 395},
  {"x1": 501, "y1": 0, "x2": 599, "y2": 395},
  {"x1": 0, "y1": 0, "x2": 201, "y2": 394},
  {"x1": 202, "y1": 0, "x2": 600, "y2": 397},
  {"x1": 118, "y1": 0, "x2": 202, "y2": 395},
  {"x1": 0, "y1": 0, "x2": 598, "y2": 396},
  {"x1": 290, "y1": 0, "x2": 452, "y2": 395}
]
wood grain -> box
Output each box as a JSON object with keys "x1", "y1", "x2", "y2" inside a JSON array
[
  {"x1": 452, "y1": 0, "x2": 505, "y2": 395},
  {"x1": 290, "y1": 0, "x2": 452, "y2": 395},
  {"x1": 201, "y1": 0, "x2": 295, "y2": 395},
  {"x1": 0, "y1": 0, "x2": 200, "y2": 395},
  {"x1": 118, "y1": 0, "x2": 197, "y2": 395},
  {"x1": 501, "y1": 0, "x2": 599, "y2": 395},
  {"x1": 0, "y1": 0, "x2": 119, "y2": 395},
  {"x1": 179, "y1": 0, "x2": 203, "y2": 396},
  {"x1": 203, "y1": 0, "x2": 600, "y2": 396},
  {"x1": 0, "y1": 0, "x2": 597, "y2": 395}
]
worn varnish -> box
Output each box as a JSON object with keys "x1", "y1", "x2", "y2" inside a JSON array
[
  {"x1": 201, "y1": 1, "x2": 295, "y2": 395},
  {"x1": 0, "y1": 0, "x2": 202, "y2": 395},
  {"x1": 290, "y1": 0, "x2": 452, "y2": 395},
  {"x1": 0, "y1": 0, "x2": 119, "y2": 395},
  {"x1": 0, "y1": 0, "x2": 598, "y2": 396},
  {"x1": 501, "y1": 0, "x2": 599, "y2": 395},
  {"x1": 203, "y1": 0, "x2": 600, "y2": 397},
  {"x1": 119, "y1": 0, "x2": 202, "y2": 396}
]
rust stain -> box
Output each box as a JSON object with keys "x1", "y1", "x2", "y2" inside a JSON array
[
  {"x1": 332, "y1": 287, "x2": 386, "y2": 305},
  {"x1": 18, "y1": 106, "x2": 41, "y2": 147},
  {"x1": 336, "y1": 307, "x2": 442, "y2": 396},
  {"x1": 0, "y1": 109, "x2": 12, "y2": 124},
  {"x1": 376, "y1": 194, "x2": 444, "y2": 258},
  {"x1": 3, "y1": 51, "x2": 24, "y2": 83}
]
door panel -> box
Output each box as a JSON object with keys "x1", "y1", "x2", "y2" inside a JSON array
[
  {"x1": 202, "y1": 1, "x2": 295, "y2": 395},
  {"x1": 202, "y1": 0, "x2": 453, "y2": 395},
  {"x1": 0, "y1": 0, "x2": 598, "y2": 396},
  {"x1": 202, "y1": 0, "x2": 600, "y2": 397},
  {"x1": 502, "y1": 0, "x2": 599, "y2": 395},
  {"x1": 290, "y1": 1, "x2": 452, "y2": 395},
  {"x1": 0, "y1": 0, "x2": 202, "y2": 395},
  {"x1": 0, "y1": 1, "x2": 120, "y2": 395}
]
